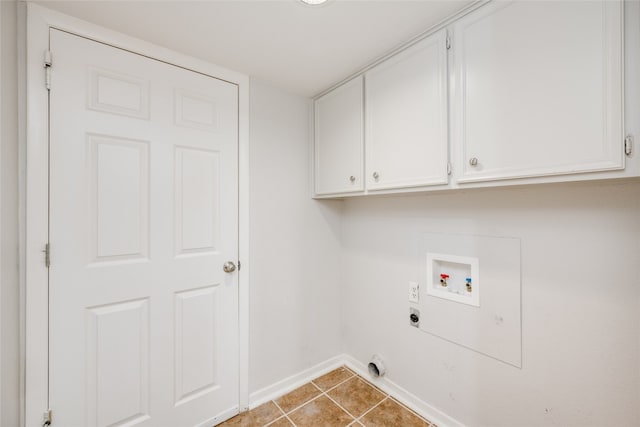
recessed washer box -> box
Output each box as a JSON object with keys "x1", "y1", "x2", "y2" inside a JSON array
[
  {"x1": 418, "y1": 232, "x2": 521, "y2": 367},
  {"x1": 426, "y1": 253, "x2": 479, "y2": 307}
]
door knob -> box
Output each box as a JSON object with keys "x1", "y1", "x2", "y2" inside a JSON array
[{"x1": 223, "y1": 261, "x2": 237, "y2": 273}]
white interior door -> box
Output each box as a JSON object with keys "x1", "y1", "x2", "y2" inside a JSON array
[{"x1": 49, "y1": 29, "x2": 239, "y2": 427}]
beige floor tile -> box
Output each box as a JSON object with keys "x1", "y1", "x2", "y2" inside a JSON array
[
  {"x1": 327, "y1": 377, "x2": 386, "y2": 417},
  {"x1": 312, "y1": 367, "x2": 355, "y2": 391},
  {"x1": 219, "y1": 373, "x2": 430, "y2": 427},
  {"x1": 275, "y1": 382, "x2": 322, "y2": 413},
  {"x1": 288, "y1": 395, "x2": 355, "y2": 427},
  {"x1": 360, "y1": 398, "x2": 430, "y2": 427},
  {"x1": 218, "y1": 401, "x2": 283, "y2": 427},
  {"x1": 266, "y1": 416, "x2": 295, "y2": 426}
]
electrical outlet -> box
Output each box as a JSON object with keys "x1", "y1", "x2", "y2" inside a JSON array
[
  {"x1": 409, "y1": 281, "x2": 419, "y2": 303},
  {"x1": 409, "y1": 307, "x2": 420, "y2": 328}
]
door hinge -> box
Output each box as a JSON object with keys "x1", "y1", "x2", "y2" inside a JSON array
[
  {"x1": 447, "y1": 162, "x2": 452, "y2": 175},
  {"x1": 625, "y1": 135, "x2": 633, "y2": 156},
  {"x1": 43, "y1": 243, "x2": 50, "y2": 268},
  {"x1": 42, "y1": 408, "x2": 52, "y2": 426},
  {"x1": 44, "y1": 50, "x2": 52, "y2": 91}
]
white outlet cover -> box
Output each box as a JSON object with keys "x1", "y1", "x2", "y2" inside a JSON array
[{"x1": 409, "y1": 281, "x2": 419, "y2": 303}]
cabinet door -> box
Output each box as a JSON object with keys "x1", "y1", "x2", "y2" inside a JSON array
[
  {"x1": 453, "y1": 1, "x2": 624, "y2": 183},
  {"x1": 314, "y1": 76, "x2": 364, "y2": 195},
  {"x1": 365, "y1": 29, "x2": 449, "y2": 191}
]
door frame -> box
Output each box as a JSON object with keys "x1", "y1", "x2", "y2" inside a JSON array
[{"x1": 23, "y1": 4, "x2": 250, "y2": 426}]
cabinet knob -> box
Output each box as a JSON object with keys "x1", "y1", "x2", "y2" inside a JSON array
[
  {"x1": 349, "y1": 175, "x2": 356, "y2": 183},
  {"x1": 372, "y1": 171, "x2": 380, "y2": 180},
  {"x1": 469, "y1": 157, "x2": 478, "y2": 166}
]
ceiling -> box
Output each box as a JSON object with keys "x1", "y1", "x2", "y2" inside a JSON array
[{"x1": 35, "y1": 0, "x2": 473, "y2": 97}]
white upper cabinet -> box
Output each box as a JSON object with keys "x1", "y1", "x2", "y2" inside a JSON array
[
  {"x1": 314, "y1": 76, "x2": 364, "y2": 195},
  {"x1": 365, "y1": 29, "x2": 449, "y2": 191},
  {"x1": 312, "y1": 1, "x2": 633, "y2": 198},
  {"x1": 452, "y1": 1, "x2": 624, "y2": 183}
]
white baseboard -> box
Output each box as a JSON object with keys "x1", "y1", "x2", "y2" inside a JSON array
[
  {"x1": 247, "y1": 353, "x2": 465, "y2": 427},
  {"x1": 248, "y1": 354, "x2": 346, "y2": 409},
  {"x1": 343, "y1": 354, "x2": 465, "y2": 427}
]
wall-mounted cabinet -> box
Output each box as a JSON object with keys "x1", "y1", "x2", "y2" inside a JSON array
[
  {"x1": 365, "y1": 29, "x2": 449, "y2": 191},
  {"x1": 313, "y1": 30, "x2": 448, "y2": 197},
  {"x1": 312, "y1": 0, "x2": 632, "y2": 199},
  {"x1": 452, "y1": 0, "x2": 624, "y2": 183},
  {"x1": 314, "y1": 76, "x2": 363, "y2": 195}
]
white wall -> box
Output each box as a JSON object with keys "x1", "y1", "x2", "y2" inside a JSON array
[
  {"x1": 4, "y1": 5, "x2": 639, "y2": 427},
  {"x1": 1, "y1": 0, "x2": 21, "y2": 426},
  {"x1": 341, "y1": 181, "x2": 640, "y2": 427},
  {"x1": 248, "y1": 79, "x2": 343, "y2": 395}
]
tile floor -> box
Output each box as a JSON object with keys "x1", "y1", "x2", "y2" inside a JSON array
[{"x1": 218, "y1": 367, "x2": 436, "y2": 427}]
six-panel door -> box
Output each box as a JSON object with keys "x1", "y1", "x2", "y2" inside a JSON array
[{"x1": 49, "y1": 29, "x2": 239, "y2": 427}]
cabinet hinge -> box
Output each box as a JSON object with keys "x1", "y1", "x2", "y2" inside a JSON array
[
  {"x1": 447, "y1": 162, "x2": 452, "y2": 175},
  {"x1": 43, "y1": 243, "x2": 50, "y2": 268},
  {"x1": 624, "y1": 135, "x2": 633, "y2": 156},
  {"x1": 44, "y1": 50, "x2": 52, "y2": 91},
  {"x1": 42, "y1": 408, "x2": 52, "y2": 426},
  {"x1": 446, "y1": 36, "x2": 451, "y2": 50},
  {"x1": 237, "y1": 260, "x2": 241, "y2": 271}
]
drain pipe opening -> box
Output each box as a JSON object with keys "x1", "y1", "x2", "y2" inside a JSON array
[{"x1": 368, "y1": 354, "x2": 386, "y2": 378}]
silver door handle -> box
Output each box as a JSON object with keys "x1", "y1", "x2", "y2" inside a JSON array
[{"x1": 223, "y1": 261, "x2": 237, "y2": 273}]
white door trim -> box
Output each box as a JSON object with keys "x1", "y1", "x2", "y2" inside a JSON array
[
  {"x1": 23, "y1": 4, "x2": 250, "y2": 426},
  {"x1": 0, "y1": 2, "x2": 4, "y2": 424}
]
